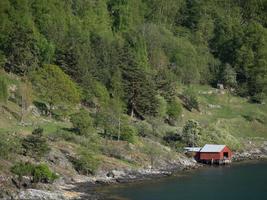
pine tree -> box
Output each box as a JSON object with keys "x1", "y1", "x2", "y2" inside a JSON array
[{"x1": 122, "y1": 64, "x2": 158, "y2": 118}]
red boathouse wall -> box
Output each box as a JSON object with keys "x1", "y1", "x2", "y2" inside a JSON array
[{"x1": 200, "y1": 146, "x2": 232, "y2": 161}]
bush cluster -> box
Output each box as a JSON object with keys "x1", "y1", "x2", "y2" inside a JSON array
[
  {"x1": 70, "y1": 109, "x2": 95, "y2": 136},
  {"x1": 22, "y1": 128, "x2": 50, "y2": 159},
  {"x1": 71, "y1": 148, "x2": 101, "y2": 175},
  {"x1": 182, "y1": 88, "x2": 199, "y2": 111},
  {"x1": 11, "y1": 162, "x2": 58, "y2": 183},
  {"x1": 0, "y1": 132, "x2": 21, "y2": 159}
]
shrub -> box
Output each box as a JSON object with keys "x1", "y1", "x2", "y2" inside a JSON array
[
  {"x1": 22, "y1": 128, "x2": 50, "y2": 159},
  {"x1": 221, "y1": 63, "x2": 237, "y2": 89},
  {"x1": 11, "y1": 162, "x2": 34, "y2": 178},
  {"x1": 155, "y1": 95, "x2": 167, "y2": 118},
  {"x1": 250, "y1": 93, "x2": 265, "y2": 104},
  {"x1": 242, "y1": 112, "x2": 266, "y2": 124},
  {"x1": 70, "y1": 109, "x2": 95, "y2": 136},
  {"x1": 163, "y1": 131, "x2": 182, "y2": 144},
  {"x1": 134, "y1": 121, "x2": 153, "y2": 137},
  {"x1": 0, "y1": 132, "x2": 21, "y2": 159},
  {"x1": 0, "y1": 75, "x2": 8, "y2": 105},
  {"x1": 50, "y1": 129, "x2": 100, "y2": 151},
  {"x1": 182, "y1": 88, "x2": 199, "y2": 111},
  {"x1": 32, "y1": 164, "x2": 59, "y2": 183},
  {"x1": 101, "y1": 141, "x2": 133, "y2": 162},
  {"x1": 147, "y1": 117, "x2": 175, "y2": 138},
  {"x1": 120, "y1": 124, "x2": 137, "y2": 143},
  {"x1": 31, "y1": 64, "x2": 81, "y2": 116},
  {"x1": 71, "y1": 149, "x2": 101, "y2": 175},
  {"x1": 166, "y1": 99, "x2": 182, "y2": 124},
  {"x1": 182, "y1": 119, "x2": 201, "y2": 146},
  {"x1": 199, "y1": 125, "x2": 241, "y2": 150},
  {"x1": 33, "y1": 101, "x2": 49, "y2": 116},
  {"x1": 142, "y1": 140, "x2": 165, "y2": 168},
  {"x1": 11, "y1": 162, "x2": 58, "y2": 183}
]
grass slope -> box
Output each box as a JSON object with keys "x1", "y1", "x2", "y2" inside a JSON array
[{"x1": 182, "y1": 85, "x2": 267, "y2": 140}]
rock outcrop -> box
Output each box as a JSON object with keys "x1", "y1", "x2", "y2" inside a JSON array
[{"x1": 18, "y1": 189, "x2": 66, "y2": 200}]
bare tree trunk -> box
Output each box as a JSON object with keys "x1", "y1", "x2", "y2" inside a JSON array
[
  {"x1": 118, "y1": 116, "x2": 121, "y2": 141},
  {"x1": 48, "y1": 102, "x2": 53, "y2": 118},
  {"x1": 131, "y1": 107, "x2": 134, "y2": 118},
  {"x1": 20, "y1": 106, "x2": 24, "y2": 123}
]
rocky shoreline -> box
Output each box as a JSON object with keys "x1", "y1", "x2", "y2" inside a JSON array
[
  {"x1": 1, "y1": 155, "x2": 200, "y2": 200},
  {"x1": 2, "y1": 142, "x2": 267, "y2": 200}
]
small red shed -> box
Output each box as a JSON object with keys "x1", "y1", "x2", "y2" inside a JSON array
[{"x1": 199, "y1": 144, "x2": 232, "y2": 164}]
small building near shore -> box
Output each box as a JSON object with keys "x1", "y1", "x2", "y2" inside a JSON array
[
  {"x1": 184, "y1": 147, "x2": 201, "y2": 160},
  {"x1": 184, "y1": 144, "x2": 232, "y2": 164},
  {"x1": 200, "y1": 144, "x2": 232, "y2": 164}
]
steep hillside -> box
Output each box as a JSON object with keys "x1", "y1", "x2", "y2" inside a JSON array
[
  {"x1": 0, "y1": 0, "x2": 267, "y2": 199},
  {"x1": 1, "y1": 71, "x2": 267, "y2": 199}
]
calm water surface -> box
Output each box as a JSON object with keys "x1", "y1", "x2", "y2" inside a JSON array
[{"x1": 101, "y1": 161, "x2": 267, "y2": 200}]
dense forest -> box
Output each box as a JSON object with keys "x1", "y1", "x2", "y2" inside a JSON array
[
  {"x1": 1, "y1": 0, "x2": 267, "y2": 110},
  {"x1": 0, "y1": 0, "x2": 267, "y2": 180}
]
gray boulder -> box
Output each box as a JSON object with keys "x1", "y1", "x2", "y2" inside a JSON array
[{"x1": 19, "y1": 189, "x2": 66, "y2": 200}]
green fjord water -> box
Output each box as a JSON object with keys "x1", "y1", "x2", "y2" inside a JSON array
[{"x1": 102, "y1": 161, "x2": 267, "y2": 200}]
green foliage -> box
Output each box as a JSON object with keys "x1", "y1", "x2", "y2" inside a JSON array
[
  {"x1": 163, "y1": 131, "x2": 182, "y2": 146},
  {"x1": 200, "y1": 125, "x2": 241, "y2": 151},
  {"x1": 70, "y1": 109, "x2": 95, "y2": 136},
  {"x1": 182, "y1": 87, "x2": 199, "y2": 111},
  {"x1": 32, "y1": 164, "x2": 59, "y2": 183},
  {"x1": 122, "y1": 59, "x2": 159, "y2": 118},
  {"x1": 155, "y1": 95, "x2": 167, "y2": 118},
  {"x1": 22, "y1": 128, "x2": 50, "y2": 159},
  {"x1": 250, "y1": 93, "x2": 266, "y2": 104},
  {"x1": 11, "y1": 162, "x2": 58, "y2": 183},
  {"x1": 0, "y1": 0, "x2": 266, "y2": 107},
  {"x1": 17, "y1": 79, "x2": 33, "y2": 121},
  {"x1": 0, "y1": 75, "x2": 8, "y2": 105},
  {"x1": 171, "y1": 37, "x2": 200, "y2": 84},
  {"x1": 182, "y1": 119, "x2": 201, "y2": 147},
  {"x1": 0, "y1": 132, "x2": 21, "y2": 159},
  {"x1": 0, "y1": 0, "x2": 266, "y2": 113},
  {"x1": 71, "y1": 148, "x2": 101, "y2": 175},
  {"x1": 134, "y1": 120, "x2": 153, "y2": 137},
  {"x1": 120, "y1": 123, "x2": 137, "y2": 143},
  {"x1": 155, "y1": 68, "x2": 177, "y2": 101},
  {"x1": 48, "y1": 128, "x2": 100, "y2": 151},
  {"x1": 11, "y1": 162, "x2": 34, "y2": 178},
  {"x1": 142, "y1": 140, "x2": 165, "y2": 168},
  {"x1": 82, "y1": 79, "x2": 110, "y2": 108},
  {"x1": 0, "y1": 0, "x2": 267, "y2": 158},
  {"x1": 97, "y1": 106, "x2": 137, "y2": 143},
  {"x1": 166, "y1": 99, "x2": 182, "y2": 123},
  {"x1": 31, "y1": 64, "x2": 80, "y2": 114},
  {"x1": 221, "y1": 64, "x2": 237, "y2": 89},
  {"x1": 95, "y1": 98, "x2": 124, "y2": 140}
]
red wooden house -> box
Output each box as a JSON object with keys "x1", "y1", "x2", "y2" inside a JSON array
[{"x1": 199, "y1": 144, "x2": 232, "y2": 164}]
